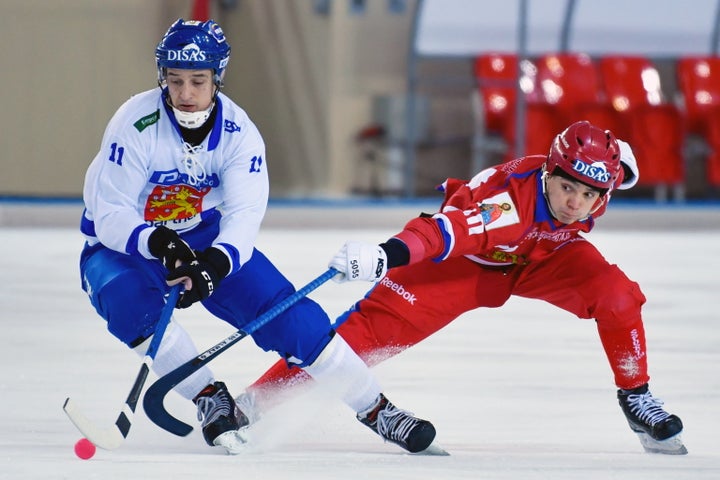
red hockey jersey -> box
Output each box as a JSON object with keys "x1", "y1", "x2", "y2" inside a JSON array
[{"x1": 395, "y1": 155, "x2": 610, "y2": 267}]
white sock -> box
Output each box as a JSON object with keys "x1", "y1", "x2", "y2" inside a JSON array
[
  {"x1": 133, "y1": 320, "x2": 215, "y2": 400},
  {"x1": 302, "y1": 335, "x2": 381, "y2": 412}
]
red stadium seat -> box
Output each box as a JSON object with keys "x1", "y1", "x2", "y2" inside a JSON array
[
  {"x1": 473, "y1": 53, "x2": 520, "y2": 135},
  {"x1": 599, "y1": 56, "x2": 685, "y2": 191},
  {"x1": 472, "y1": 53, "x2": 557, "y2": 164},
  {"x1": 534, "y1": 53, "x2": 624, "y2": 137},
  {"x1": 677, "y1": 56, "x2": 720, "y2": 186}
]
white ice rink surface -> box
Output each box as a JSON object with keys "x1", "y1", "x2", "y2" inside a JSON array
[{"x1": 2, "y1": 217, "x2": 719, "y2": 479}]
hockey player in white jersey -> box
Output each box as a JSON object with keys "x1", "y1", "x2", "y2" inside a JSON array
[{"x1": 79, "y1": 18, "x2": 436, "y2": 454}]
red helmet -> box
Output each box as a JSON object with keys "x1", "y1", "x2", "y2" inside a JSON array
[{"x1": 547, "y1": 121, "x2": 622, "y2": 192}]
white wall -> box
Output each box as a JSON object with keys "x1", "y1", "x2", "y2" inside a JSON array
[{"x1": 416, "y1": 0, "x2": 719, "y2": 56}]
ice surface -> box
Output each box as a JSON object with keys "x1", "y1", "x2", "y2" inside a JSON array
[{"x1": 1, "y1": 224, "x2": 719, "y2": 479}]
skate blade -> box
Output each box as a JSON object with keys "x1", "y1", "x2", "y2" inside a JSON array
[
  {"x1": 213, "y1": 428, "x2": 250, "y2": 455},
  {"x1": 636, "y1": 432, "x2": 688, "y2": 455},
  {"x1": 413, "y1": 442, "x2": 450, "y2": 456}
]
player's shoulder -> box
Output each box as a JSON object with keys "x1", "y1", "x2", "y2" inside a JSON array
[
  {"x1": 109, "y1": 88, "x2": 164, "y2": 134},
  {"x1": 217, "y1": 93, "x2": 263, "y2": 144},
  {"x1": 498, "y1": 155, "x2": 545, "y2": 175}
]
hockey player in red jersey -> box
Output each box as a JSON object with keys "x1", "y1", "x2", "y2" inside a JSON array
[{"x1": 240, "y1": 120, "x2": 686, "y2": 455}]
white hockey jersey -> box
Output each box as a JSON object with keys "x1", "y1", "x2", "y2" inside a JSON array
[{"x1": 82, "y1": 88, "x2": 268, "y2": 274}]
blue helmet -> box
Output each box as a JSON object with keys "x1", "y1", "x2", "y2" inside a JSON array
[{"x1": 155, "y1": 19, "x2": 231, "y2": 87}]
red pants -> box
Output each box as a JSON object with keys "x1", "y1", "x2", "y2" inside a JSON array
[{"x1": 250, "y1": 238, "x2": 649, "y2": 399}]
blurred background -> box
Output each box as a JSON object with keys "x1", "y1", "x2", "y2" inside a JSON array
[{"x1": 3, "y1": 0, "x2": 720, "y2": 202}]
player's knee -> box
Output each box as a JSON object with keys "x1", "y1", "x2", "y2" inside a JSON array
[
  {"x1": 95, "y1": 272, "x2": 165, "y2": 346},
  {"x1": 593, "y1": 275, "x2": 646, "y2": 325},
  {"x1": 252, "y1": 298, "x2": 334, "y2": 366}
]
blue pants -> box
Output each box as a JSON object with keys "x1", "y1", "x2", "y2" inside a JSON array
[{"x1": 79, "y1": 242, "x2": 334, "y2": 367}]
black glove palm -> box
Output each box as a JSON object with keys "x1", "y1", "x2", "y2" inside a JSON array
[
  {"x1": 148, "y1": 226, "x2": 196, "y2": 270},
  {"x1": 166, "y1": 247, "x2": 230, "y2": 308}
]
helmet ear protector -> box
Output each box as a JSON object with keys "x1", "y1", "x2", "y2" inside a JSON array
[{"x1": 155, "y1": 19, "x2": 230, "y2": 88}]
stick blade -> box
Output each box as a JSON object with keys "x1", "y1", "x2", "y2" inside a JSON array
[
  {"x1": 63, "y1": 397, "x2": 126, "y2": 450},
  {"x1": 143, "y1": 377, "x2": 194, "y2": 437}
]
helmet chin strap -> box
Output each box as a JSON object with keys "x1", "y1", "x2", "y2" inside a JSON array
[
  {"x1": 541, "y1": 167, "x2": 561, "y2": 221},
  {"x1": 587, "y1": 195, "x2": 606, "y2": 216}
]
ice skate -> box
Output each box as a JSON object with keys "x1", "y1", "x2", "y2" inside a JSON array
[
  {"x1": 357, "y1": 393, "x2": 444, "y2": 454},
  {"x1": 194, "y1": 381, "x2": 250, "y2": 454},
  {"x1": 617, "y1": 384, "x2": 687, "y2": 455}
]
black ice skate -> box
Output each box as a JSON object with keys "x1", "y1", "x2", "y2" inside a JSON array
[
  {"x1": 617, "y1": 384, "x2": 687, "y2": 455},
  {"x1": 357, "y1": 393, "x2": 442, "y2": 454},
  {"x1": 194, "y1": 381, "x2": 250, "y2": 454}
]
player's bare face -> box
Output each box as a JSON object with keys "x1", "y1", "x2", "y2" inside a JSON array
[
  {"x1": 545, "y1": 175, "x2": 601, "y2": 224},
  {"x1": 165, "y1": 69, "x2": 214, "y2": 112}
]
